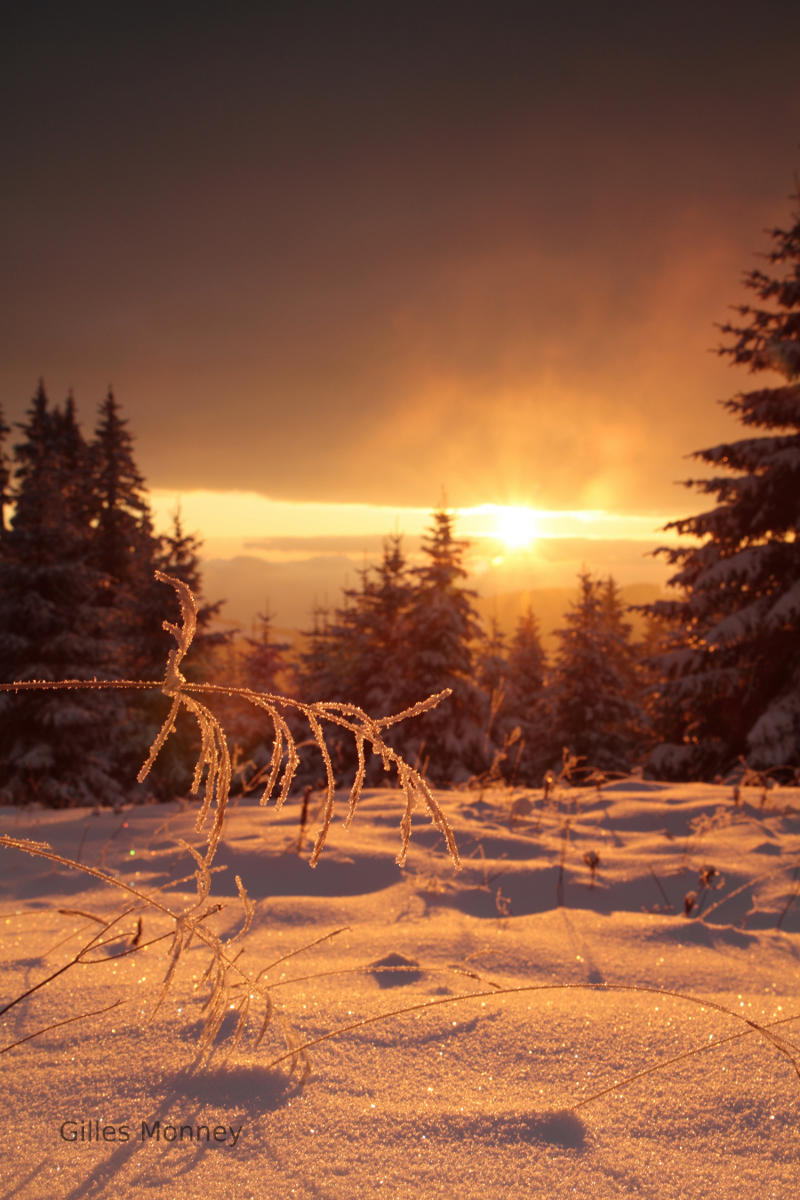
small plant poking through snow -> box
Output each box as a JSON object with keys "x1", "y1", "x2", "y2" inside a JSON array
[
  {"x1": 0, "y1": 572, "x2": 459, "y2": 1074},
  {"x1": 583, "y1": 849, "x2": 600, "y2": 887},
  {"x1": 3, "y1": 572, "x2": 460, "y2": 873},
  {"x1": 3, "y1": 576, "x2": 800, "y2": 1119}
]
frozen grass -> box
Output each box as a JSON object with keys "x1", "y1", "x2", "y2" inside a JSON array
[{"x1": 1, "y1": 572, "x2": 459, "y2": 1073}]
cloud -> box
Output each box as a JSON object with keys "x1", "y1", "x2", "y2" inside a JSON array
[{"x1": 2, "y1": 4, "x2": 797, "y2": 518}]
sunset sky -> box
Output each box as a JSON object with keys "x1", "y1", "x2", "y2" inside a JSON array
[{"x1": 2, "y1": 2, "x2": 800, "y2": 591}]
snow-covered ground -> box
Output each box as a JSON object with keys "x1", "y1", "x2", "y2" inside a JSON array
[{"x1": 2, "y1": 778, "x2": 799, "y2": 1198}]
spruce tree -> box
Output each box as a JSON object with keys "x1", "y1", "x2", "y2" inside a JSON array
[
  {"x1": 407, "y1": 510, "x2": 482, "y2": 690},
  {"x1": 58, "y1": 394, "x2": 96, "y2": 530},
  {"x1": 294, "y1": 539, "x2": 416, "y2": 783},
  {"x1": 348, "y1": 534, "x2": 415, "y2": 717},
  {"x1": 474, "y1": 617, "x2": 509, "y2": 762},
  {"x1": 648, "y1": 189, "x2": 800, "y2": 776},
  {"x1": 0, "y1": 384, "x2": 127, "y2": 806},
  {"x1": 507, "y1": 607, "x2": 546, "y2": 703},
  {"x1": 402, "y1": 509, "x2": 489, "y2": 781},
  {"x1": 296, "y1": 536, "x2": 414, "y2": 718},
  {"x1": 295, "y1": 513, "x2": 492, "y2": 782},
  {"x1": 88, "y1": 389, "x2": 162, "y2": 680},
  {"x1": 504, "y1": 606, "x2": 549, "y2": 782},
  {"x1": 639, "y1": 607, "x2": 691, "y2": 763},
  {"x1": 547, "y1": 572, "x2": 644, "y2": 774},
  {"x1": 600, "y1": 577, "x2": 645, "y2": 715},
  {"x1": 90, "y1": 389, "x2": 155, "y2": 588}
]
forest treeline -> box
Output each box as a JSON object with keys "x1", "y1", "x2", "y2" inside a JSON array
[
  {"x1": 0, "y1": 386, "x2": 229, "y2": 806},
  {"x1": 0, "y1": 383, "x2": 655, "y2": 798},
  {"x1": 1, "y1": 192, "x2": 799, "y2": 803}
]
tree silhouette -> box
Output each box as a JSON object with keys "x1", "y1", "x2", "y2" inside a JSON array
[
  {"x1": 647, "y1": 188, "x2": 800, "y2": 776},
  {"x1": 504, "y1": 606, "x2": 549, "y2": 782},
  {"x1": 401, "y1": 509, "x2": 488, "y2": 781},
  {"x1": 547, "y1": 572, "x2": 644, "y2": 773},
  {"x1": 0, "y1": 384, "x2": 127, "y2": 805}
]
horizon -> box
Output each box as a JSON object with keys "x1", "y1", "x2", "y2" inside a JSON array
[{"x1": 152, "y1": 490, "x2": 679, "y2": 638}]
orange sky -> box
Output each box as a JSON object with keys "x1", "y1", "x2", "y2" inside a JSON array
[
  {"x1": 150, "y1": 489, "x2": 678, "y2": 574},
  {"x1": 2, "y1": 3, "x2": 799, "y2": 530}
]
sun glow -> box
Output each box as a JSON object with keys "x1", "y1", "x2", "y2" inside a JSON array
[
  {"x1": 493, "y1": 506, "x2": 540, "y2": 550},
  {"x1": 149, "y1": 491, "x2": 677, "y2": 569}
]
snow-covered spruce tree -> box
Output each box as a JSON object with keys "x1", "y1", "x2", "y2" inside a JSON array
[
  {"x1": 89, "y1": 392, "x2": 228, "y2": 796},
  {"x1": 295, "y1": 536, "x2": 417, "y2": 782},
  {"x1": 88, "y1": 389, "x2": 163, "y2": 676},
  {"x1": 0, "y1": 384, "x2": 128, "y2": 806},
  {"x1": 474, "y1": 617, "x2": 520, "y2": 778},
  {"x1": 637, "y1": 605, "x2": 690, "y2": 759},
  {"x1": 84, "y1": 390, "x2": 190, "y2": 794},
  {"x1": 356, "y1": 534, "x2": 417, "y2": 719},
  {"x1": 400, "y1": 508, "x2": 491, "y2": 782},
  {"x1": 600, "y1": 576, "x2": 646, "y2": 710},
  {"x1": 546, "y1": 571, "x2": 646, "y2": 774},
  {"x1": 231, "y1": 606, "x2": 293, "y2": 766},
  {"x1": 298, "y1": 588, "x2": 364, "y2": 707},
  {"x1": 296, "y1": 511, "x2": 492, "y2": 783},
  {"x1": 503, "y1": 605, "x2": 550, "y2": 783},
  {"x1": 296, "y1": 540, "x2": 406, "y2": 712},
  {"x1": 90, "y1": 396, "x2": 228, "y2": 680},
  {"x1": 647, "y1": 191, "x2": 800, "y2": 777}
]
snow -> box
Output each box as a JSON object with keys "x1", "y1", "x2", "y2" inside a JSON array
[{"x1": 2, "y1": 779, "x2": 800, "y2": 1198}]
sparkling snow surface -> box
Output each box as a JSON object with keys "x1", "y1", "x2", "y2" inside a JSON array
[{"x1": 2, "y1": 780, "x2": 799, "y2": 1198}]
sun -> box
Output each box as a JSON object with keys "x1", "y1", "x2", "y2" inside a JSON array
[{"x1": 494, "y1": 506, "x2": 540, "y2": 550}]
